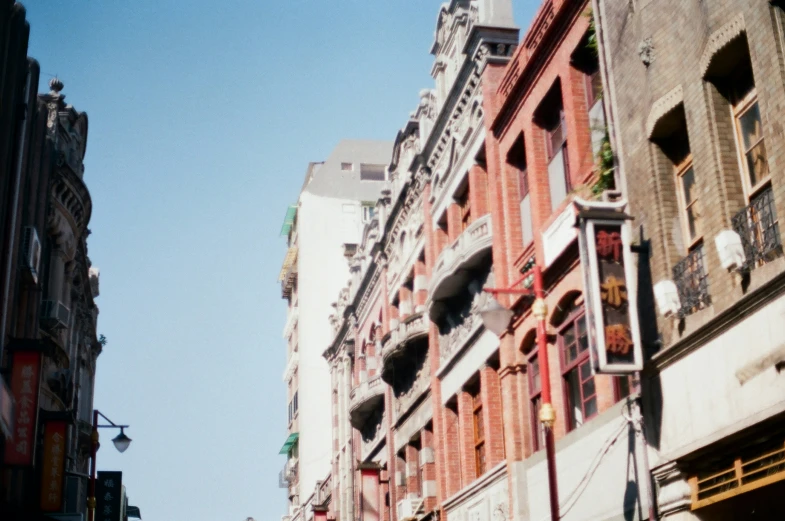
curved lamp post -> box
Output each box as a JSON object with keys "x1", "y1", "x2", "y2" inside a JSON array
[
  {"x1": 480, "y1": 265, "x2": 560, "y2": 521},
  {"x1": 87, "y1": 410, "x2": 132, "y2": 521}
]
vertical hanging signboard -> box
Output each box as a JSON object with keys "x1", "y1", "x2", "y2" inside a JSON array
[
  {"x1": 96, "y1": 471, "x2": 124, "y2": 521},
  {"x1": 575, "y1": 198, "x2": 643, "y2": 374},
  {"x1": 40, "y1": 420, "x2": 67, "y2": 511},
  {"x1": 3, "y1": 350, "x2": 42, "y2": 465}
]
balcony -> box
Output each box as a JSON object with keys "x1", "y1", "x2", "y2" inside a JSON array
[
  {"x1": 282, "y1": 306, "x2": 299, "y2": 339},
  {"x1": 731, "y1": 187, "x2": 782, "y2": 271},
  {"x1": 282, "y1": 352, "x2": 299, "y2": 382},
  {"x1": 349, "y1": 374, "x2": 385, "y2": 430},
  {"x1": 673, "y1": 245, "x2": 711, "y2": 318},
  {"x1": 427, "y1": 214, "x2": 493, "y2": 319},
  {"x1": 381, "y1": 312, "x2": 430, "y2": 384},
  {"x1": 280, "y1": 246, "x2": 298, "y2": 299}
]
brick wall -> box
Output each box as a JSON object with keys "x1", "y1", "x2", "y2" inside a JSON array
[{"x1": 598, "y1": 0, "x2": 785, "y2": 347}]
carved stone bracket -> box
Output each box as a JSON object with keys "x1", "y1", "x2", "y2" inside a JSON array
[{"x1": 653, "y1": 461, "x2": 692, "y2": 517}]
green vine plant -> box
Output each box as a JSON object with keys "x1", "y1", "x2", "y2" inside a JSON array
[
  {"x1": 585, "y1": 8, "x2": 615, "y2": 196},
  {"x1": 586, "y1": 9, "x2": 599, "y2": 58},
  {"x1": 592, "y1": 131, "x2": 616, "y2": 196}
]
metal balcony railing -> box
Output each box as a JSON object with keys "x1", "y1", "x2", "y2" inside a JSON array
[
  {"x1": 731, "y1": 187, "x2": 782, "y2": 271},
  {"x1": 673, "y1": 245, "x2": 711, "y2": 317}
]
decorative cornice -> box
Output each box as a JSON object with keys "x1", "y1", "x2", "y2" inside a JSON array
[
  {"x1": 646, "y1": 85, "x2": 683, "y2": 139},
  {"x1": 699, "y1": 13, "x2": 746, "y2": 77}
]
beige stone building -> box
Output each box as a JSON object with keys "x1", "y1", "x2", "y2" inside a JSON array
[{"x1": 594, "y1": 0, "x2": 785, "y2": 517}]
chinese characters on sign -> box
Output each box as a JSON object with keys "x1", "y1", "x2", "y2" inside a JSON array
[
  {"x1": 595, "y1": 226, "x2": 635, "y2": 361},
  {"x1": 3, "y1": 351, "x2": 41, "y2": 465},
  {"x1": 96, "y1": 471, "x2": 123, "y2": 521},
  {"x1": 40, "y1": 420, "x2": 67, "y2": 511},
  {"x1": 576, "y1": 199, "x2": 643, "y2": 374}
]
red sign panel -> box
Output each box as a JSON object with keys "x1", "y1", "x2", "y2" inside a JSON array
[
  {"x1": 40, "y1": 420, "x2": 67, "y2": 511},
  {"x1": 3, "y1": 351, "x2": 41, "y2": 465}
]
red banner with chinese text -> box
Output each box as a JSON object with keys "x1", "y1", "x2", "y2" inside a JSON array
[
  {"x1": 40, "y1": 420, "x2": 67, "y2": 511},
  {"x1": 3, "y1": 351, "x2": 41, "y2": 465}
]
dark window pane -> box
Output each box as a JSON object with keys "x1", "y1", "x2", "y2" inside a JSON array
[
  {"x1": 566, "y1": 369, "x2": 583, "y2": 427},
  {"x1": 580, "y1": 360, "x2": 592, "y2": 381},
  {"x1": 584, "y1": 396, "x2": 598, "y2": 418},
  {"x1": 582, "y1": 377, "x2": 595, "y2": 399}
]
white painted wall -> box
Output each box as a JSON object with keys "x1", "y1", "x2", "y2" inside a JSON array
[
  {"x1": 526, "y1": 405, "x2": 650, "y2": 521},
  {"x1": 296, "y1": 190, "x2": 366, "y2": 503},
  {"x1": 654, "y1": 293, "x2": 785, "y2": 461}
]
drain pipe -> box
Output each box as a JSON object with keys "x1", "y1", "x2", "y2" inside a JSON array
[
  {"x1": 0, "y1": 62, "x2": 32, "y2": 363},
  {"x1": 590, "y1": 0, "x2": 628, "y2": 197}
]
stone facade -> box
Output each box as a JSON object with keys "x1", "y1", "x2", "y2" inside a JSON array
[
  {"x1": 279, "y1": 140, "x2": 392, "y2": 521},
  {"x1": 596, "y1": 0, "x2": 785, "y2": 517}
]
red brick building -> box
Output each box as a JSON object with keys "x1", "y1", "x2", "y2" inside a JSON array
[
  {"x1": 306, "y1": 2, "x2": 654, "y2": 521},
  {"x1": 480, "y1": 1, "x2": 650, "y2": 519}
]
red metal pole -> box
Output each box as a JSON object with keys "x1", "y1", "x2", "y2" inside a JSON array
[
  {"x1": 533, "y1": 266, "x2": 560, "y2": 520},
  {"x1": 87, "y1": 409, "x2": 98, "y2": 521}
]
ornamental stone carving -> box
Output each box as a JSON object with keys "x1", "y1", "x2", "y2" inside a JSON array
[
  {"x1": 438, "y1": 270, "x2": 494, "y2": 365},
  {"x1": 638, "y1": 38, "x2": 654, "y2": 67}
]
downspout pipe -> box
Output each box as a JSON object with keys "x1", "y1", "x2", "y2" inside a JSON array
[
  {"x1": 0, "y1": 61, "x2": 32, "y2": 364},
  {"x1": 590, "y1": 0, "x2": 627, "y2": 197}
]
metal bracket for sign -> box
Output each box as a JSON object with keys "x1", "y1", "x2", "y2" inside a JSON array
[{"x1": 574, "y1": 197, "x2": 644, "y2": 375}]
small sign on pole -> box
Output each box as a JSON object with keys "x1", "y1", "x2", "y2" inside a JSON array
[{"x1": 575, "y1": 198, "x2": 643, "y2": 374}]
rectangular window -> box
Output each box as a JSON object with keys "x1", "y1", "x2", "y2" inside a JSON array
[
  {"x1": 288, "y1": 391, "x2": 299, "y2": 424},
  {"x1": 735, "y1": 99, "x2": 768, "y2": 195},
  {"x1": 341, "y1": 162, "x2": 353, "y2": 171},
  {"x1": 727, "y1": 58, "x2": 769, "y2": 198},
  {"x1": 360, "y1": 163, "x2": 386, "y2": 181},
  {"x1": 472, "y1": 389, "x2": 486, "y2": 477},
  {"x1": 508, "y1": 135, "x2": 534, "y2": 247},
  {"x1": 457, "y1": 187, "x2": 471, "y2": 231},
  {"x1": 362, "y1": 204, "x2": 376, "y2": 223},
  {"x1": 586, "y1": 71, "x2": 606, "y2": 157},
  {"x1": 546, "y1": 109, "x2": 570, "y2": 212},
  {"x1": 528, "y1": 352, "x2": 544, "y2": 451},
  {"x1": 676, "y1": 159, "x2": 702, "y2": 248},
  {"x1": 560, "y1": 307, "x2": 596, "y2": 430}
]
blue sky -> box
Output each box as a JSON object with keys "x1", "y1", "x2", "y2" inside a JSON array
[{"x1": 23, "y1": 1, "x2": 537, "y2": 520}]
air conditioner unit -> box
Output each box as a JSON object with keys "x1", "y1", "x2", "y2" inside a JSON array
[
  {"x1": 396, "y1": 498, "x2": 424, "y2": 521},
  {"x1": 20, "y1": 226, "x2": 41, "y2": 284},
  {"x1": 41, "y1": 300, "x2": 70, "y2": 329}
]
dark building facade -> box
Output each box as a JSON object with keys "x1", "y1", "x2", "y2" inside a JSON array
[{"x1": 0, "y1": 3, "x2": 104, "y2": 520}]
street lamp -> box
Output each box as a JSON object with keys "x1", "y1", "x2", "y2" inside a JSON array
[
  {"x1": 481, "y1": 265, "x2": 561, "y2": 521},
  {"x1": 479, "y1": 297, "x2": 514, "y2": 336},
  {"x1": 112, "y1": 428, "x2": 132, "y2": 453},
  {"x1": 88, "y1": 410, "x2": 131, "y2": 521}
]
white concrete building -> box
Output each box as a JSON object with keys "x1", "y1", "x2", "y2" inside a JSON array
[{"x1": 279, "y1": 140, "x2": 392, "y2": 520}]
